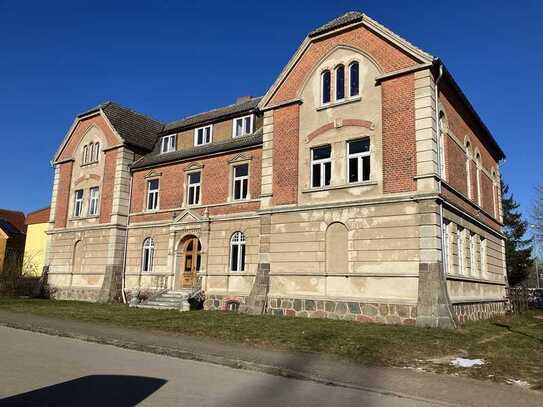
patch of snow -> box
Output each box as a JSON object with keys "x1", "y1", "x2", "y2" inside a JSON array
[
  {"x1": 450, "y1": 357, "x2": 485, "y2": 368},
  {"x1": 506, "y1": 379, "x2": 531, "y2": 388}
]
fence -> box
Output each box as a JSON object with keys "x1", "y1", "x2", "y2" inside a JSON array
[{"x1": 507, "y1": 287, "x2": 543, "y2": 313}]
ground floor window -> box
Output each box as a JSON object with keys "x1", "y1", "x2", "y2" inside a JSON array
[
  {"x1": 142, "y1": 238, "x2": 155, "y2": 272},
  {"x1": 230, "y1": 231, "x2": 246, "y2": 272}
]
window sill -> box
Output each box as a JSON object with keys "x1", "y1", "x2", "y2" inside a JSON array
[
  {"x1": 80, "y1": 161, "x2": 99, "y2": 167},
  {"x1": 316, "y1": 96, "x2": 361, "y2": 111},
  {"x1": 302, "y1": 180, "x2": 377, "y2": 194},
  {"x1": 143, "y1": 209, "x2": 160, "y2": 214},
  {"x1": 69, "y1": 215, "x2": 100, "y2": 221}
]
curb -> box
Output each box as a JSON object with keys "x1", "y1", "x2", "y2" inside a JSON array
[{"x1": 0, "y1": 320, "x2": 454, "y2": 407}]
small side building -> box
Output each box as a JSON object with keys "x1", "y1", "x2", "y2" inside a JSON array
[
  {"x1": 23, "y1": 207, "x2": 51, "y2": 276},
  {"x1": 0, "y1": 209, "x2": 26, "y2": 275}
]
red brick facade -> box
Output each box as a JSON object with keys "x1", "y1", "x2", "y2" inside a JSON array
[
  {"x1": 54, "y1": 161, "x2": 73, "y2": 228},
  {"x1": 272, "y1": 105, "x2": 300, "y2": 206},
  {"x1": 381, "y1": 74, "x2": 417, "y2": 193},
  {"x1": 130, "y1": 147, "x2": 262, "y2": 222}
]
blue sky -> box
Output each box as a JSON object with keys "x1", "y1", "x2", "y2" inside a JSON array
[{"x1": 1, "y1": 1, "x2": 542, "y2": 223}]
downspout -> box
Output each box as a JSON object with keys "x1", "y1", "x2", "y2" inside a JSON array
[{"x1": 120, "y1": 152, "x2": 135, "y2": 304}]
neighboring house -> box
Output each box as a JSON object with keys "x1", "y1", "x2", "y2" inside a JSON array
[
  {"x1": 44, "y1": 12, "x2": 507, "y2": 327},
  {"x1": 23, "y1": 207, "x2": 51, "y2": 276},
  {"x1": 0, "y1": 209, "x2": 26, "y2": 275}
]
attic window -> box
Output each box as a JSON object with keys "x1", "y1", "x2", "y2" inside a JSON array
[
  {"x1": 194, "y1": 125, "x2": 212, "y2": 146},
  {"x1": 160, "y1": 134, "x2": 176, "y2": 154},
  {"x1": 233, "y1": 115, "x2": 253, "y2": 138}
]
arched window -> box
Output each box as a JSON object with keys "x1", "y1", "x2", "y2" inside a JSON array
[
  {"x1": 142, "y1": 238, "x2": 155, "y2": 272},
  {"x1": 475, "y1": 152, "x2": 482, "y2": 206},
  {"x1": 335, "y1": 64, "x2": 345, "y2": 100},
  {"x1": 325, "y1": 222, "x2": 348, "y2": 274},
  {"x1": 94, "y1": 142, "x2": 100, "y2": 162},
  {"x1": 230, "y1": 232, "x2": 246, "y2": 272},
  {"x1": 465, "y1": 140, "x2": 472, "y2": 199},
  {"x1": 321, "y1": 70, "x2": 331, "y2": 105},
  {"x1": 82, "y1": 145, "x2": 88, "y2": 164},
  {"x1": 349, "y1": 61, "x2": 359, "y2": 97},
  {"x1": 491, "y1": 169, "x2": 498, "y2": 218}
]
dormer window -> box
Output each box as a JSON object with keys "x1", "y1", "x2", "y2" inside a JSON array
[
  {"x1": 233, "y1": 115, "x2": 253, "y2": 138},
  {"x1": 194, "y1": 125, "x2": 212, "y2": 146},
  {"x1": 160, "y1": 134, "x2": 176, "y2": 154}
]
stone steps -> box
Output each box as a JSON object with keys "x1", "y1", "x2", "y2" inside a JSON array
[{"x1": 135, "y1": 289, "x2": 193, "y2": 311}]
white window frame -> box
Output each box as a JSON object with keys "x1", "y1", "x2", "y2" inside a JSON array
[
  {"x1": 335, "y1": 64, "x2": 345, "y2": 101},
  {"x1": 469, "y1": 232, "x2": 477, "y2": 276},
  {"x1": 74, "y1": 189, "x2": 84, "y2": 217},
  {"x1": 438, "y1": 113, "x2": 446, "y2": 180},
  {"x1": 142, "y1": 238, "x2": 155, "y2": 273},
  {"x1": 457, "y1": 227, "x2": 465, "y2": 275},
  {"x1": 480, "y1": 237, "x2": 487, "y2": 275},
  {"x1": 146, "y1": 179, "x2": 160, "y2": 211},
  {"x1": 160, "y1": 134, "x2": 176, "y2": 154},
  {"x1": 186, "y1": 171, "x2": 201, "y2": 206},
  {"x1": 94, "y1": 142, "x2": 100, "y2": 162},
  {"x1": 443, "y1": 220, "x2": 451, "y2": 274},
  {"x1": 88, "y1": 186, "x2": 99, "y2": 216},
  {"x1": 347, "y1": 138, "x2": 371, "y2": 184},
  {"x1": 82, "y1": 145, "x2": 88, "y2": 164},
  {"x1": 310, "y1": 145, "x2": 332, "y2": 188},
  {"x1": 229, "y1": 231, "x2": 246, "y2": 272},
  {"x1": 232, "y1": 163, "x2": 249, "y2": 201},
  {"x1": 321, "y1": 70, "x2": 331, "y2": 106},
  {"x1": 194, "y1": 125, "x2": 213, "y2": 146},
  {"x1": 476, "y1": 156, "x2": 482, "y2": 207},
  {"x1": 348, "y1": 61, "x2": 359, "y2": 98},
  {"x1": 232, "y1": 115, "x2": 254, "y2": 138}
]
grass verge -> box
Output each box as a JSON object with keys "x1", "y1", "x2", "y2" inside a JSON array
[{"x1": 0, "y1": 297, "x2": 541, "y2": 389}]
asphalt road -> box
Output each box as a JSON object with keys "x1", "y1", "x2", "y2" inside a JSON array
[{"x1": 0, "y1": 326, "x2": 439, "y2": 407}]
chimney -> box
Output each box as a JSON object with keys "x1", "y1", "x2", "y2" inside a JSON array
[{"x1": 235, "y1": 95, "x2": 252, "y2": 104}]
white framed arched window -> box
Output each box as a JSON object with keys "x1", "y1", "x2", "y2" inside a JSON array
[
  {"x1": 142, "y1": 238, "x2": 155, "y2": 272},
  {"x1": 321, "y1": 70, "x2": 331, "y2": 105},
  {"x1": 438, "y1": 111, "x2": 447, "y2": 180},
  {"x1": 230, "y1": 232, "x2": 246, "y2": 272},
  {"x1": 475, "y1": 152, "x2": 482, "y2": 207},
  {"x1": 82, "y1": 145, "x2": 88, "y2": 164},
  {"x1": 349, "y1": 61, "x2": 359, "y2": 97},
  {"x1": 465, "y1": 140, "x2": 472, "y2": 199},
  {"x1": 335, "y1": 64, "x2": 345, "y2": 101},
  {"x1": 94, "y1": 142, "x2": 100, "y2": 162}
]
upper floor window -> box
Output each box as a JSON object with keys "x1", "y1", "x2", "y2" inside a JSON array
[
  {"x1": 335, "y1": 64, "x2": 345, "y2": 101},
  {"x1": 311, "y1": 145, "x2": 331, "y2": 188},
  {"x1": 233, "y1": 115, "x2": 253, "y2": 138},
  {"x1": 194, "y1": 125, "x2": 212, "y2": 146},
  {"x1": 88, "y1": 187, "x2": 100, "y2": 216},
  {"x1": 187, "y1": 172, "x2": 201, "y2": 206},
  {"x1": 81, "y1": 142, "x2": 100, "y2": 165},
  {"x1": 230, "y1": 231, "x2": 246, "y2": 272},
  {"x1": 146, "y1": 179, "x2": 159, "y2": 211},
  {"x1": 321, "y1": 70, "x2": 331, "y2": 105},
  {"x1": 475, "y1": 152, "x2": 482, "y2": 207},
  {"x1": 74, "y1": 189, "x2": 84, "y2": 217},
  {"x1": 142, "y1": 238, "x2": 155, "y2": 273},
  {"x1": 465, "y1": 140, "x2": 472, "y2": 199},
  {"x1": 348, "y1": 138, "x2": 370, "y2": 183},
  {"x1": 438, "y1": 111, "x2": 446, "y2": 180},
  {"x1": 349, "y1": 61, "x2": 359, "y2": 97},
  {"x1": 160, "y1": 134, "x2": 176, "y2": 154},
  {"x1": 232, "y1": 164, "x2": 249, "y2": 200}
]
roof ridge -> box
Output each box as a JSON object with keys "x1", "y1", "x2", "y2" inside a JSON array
[{"x1": 174, "y1": 96, "x2": 263, "y2": 123}]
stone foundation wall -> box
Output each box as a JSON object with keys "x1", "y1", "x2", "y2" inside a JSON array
[
  {"x1": 452, "y1": 301, "x2": 506, "y2": 324},
  {"x1": 49, "y1": 286, "x2": 101, "y2": 302},
  {"x1": 267, "y1": 297, "x2": 417, "y2": 324},
  {"x1": 204, "y1": 294, "x2": 248, "y2": 311}
]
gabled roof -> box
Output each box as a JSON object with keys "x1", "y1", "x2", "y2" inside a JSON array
[
  {"x1": 131, "y1": 128, "x2": 263, "y2": 170},
  {"x1": 0, "y1": 219, "x2": 22, "y2": 237},
  {"x1": 0, "y1": 209, "x2": 26, "y2": 234},
  {"x1": 163, "y1": 97, "x2": 262, "y2": 134},
  {"x1": 309, "y1": 11, "x2": 364, "y2": 37},
  {"x1": 26, "y1": 207, "x2": 51, "y2": 225},
  {"x1": 82, "y1": 101, "x2": 165, "y2": 151}
]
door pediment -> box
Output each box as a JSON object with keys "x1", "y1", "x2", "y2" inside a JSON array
[{"x1": 173, "y1": 209, "x2": 202, "y2": 224}]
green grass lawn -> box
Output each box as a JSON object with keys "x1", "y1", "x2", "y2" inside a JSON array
[{"x1": 0, "y1": 297, "x2": 541, "y2": 389}]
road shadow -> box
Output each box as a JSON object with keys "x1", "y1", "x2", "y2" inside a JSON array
[{"x1": 0, "y1": 374, "x2": 167, "y2": 406}]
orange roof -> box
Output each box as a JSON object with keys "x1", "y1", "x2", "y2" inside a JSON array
[
  {"x1": 0, "y1": 209, "x2": 26, "y2": 233},
  {"x1": 25, "y1": 207, "x2": 50, "y2": 225}
]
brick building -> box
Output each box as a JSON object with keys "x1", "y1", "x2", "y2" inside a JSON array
[{"x1": 44, "y1": 12, "x2": 507, "y2": 327}]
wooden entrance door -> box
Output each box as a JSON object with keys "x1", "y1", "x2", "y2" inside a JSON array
[{"x1": 179, "y1": 237, "x2": 201, "y2": 289}]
